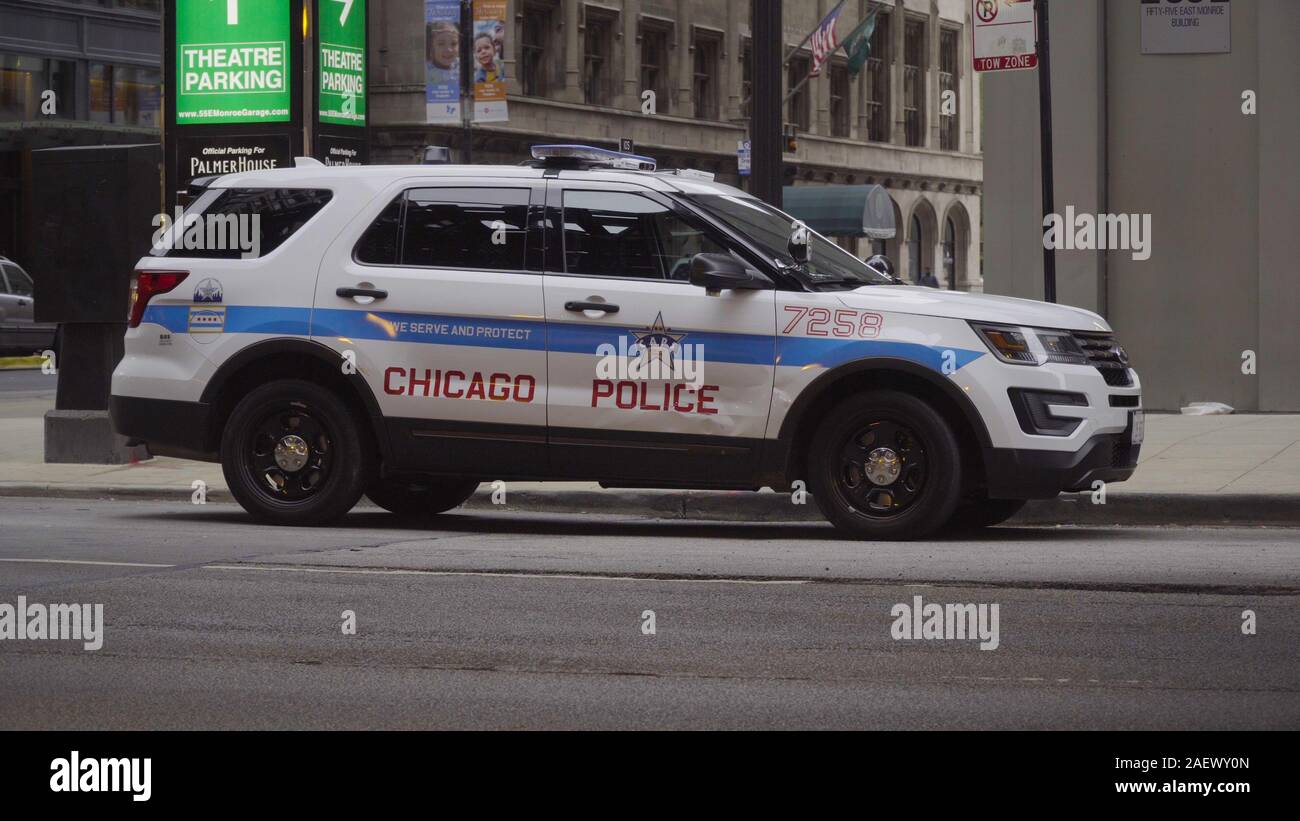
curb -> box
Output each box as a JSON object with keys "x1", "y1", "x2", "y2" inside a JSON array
[{"x1": 0, "y1": 483, "x2": 1295, "y2": 527}]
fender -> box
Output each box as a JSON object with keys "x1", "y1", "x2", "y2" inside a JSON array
[
  {"x1": 199, "y1": 338, "x2": 392, "y2": 461},
  {"x1": 776, "y1": 356, "x2": 993, "y2": 448}
]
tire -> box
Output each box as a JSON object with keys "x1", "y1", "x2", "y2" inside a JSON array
[
  {"x1": 220, "y1": 379, "x2": 373, "y2": 526},
  {"x1": 365, "y1": 477, "x2": 480, "y2": 516},
  {"x1": 807, "y1": 390, "x2": 964, "y2": 540},
  {"x1": 945, "y1": 497, "x2": 1028, "y2": 532}
]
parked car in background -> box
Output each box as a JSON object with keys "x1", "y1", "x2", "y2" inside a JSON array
[{"x1": 0, "y1": 256, "x2": 58, "y2": 357}]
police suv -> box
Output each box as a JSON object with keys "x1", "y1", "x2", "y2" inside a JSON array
[{"x1": 111, "y1": 145, "x2": 1142, "y2": 539}]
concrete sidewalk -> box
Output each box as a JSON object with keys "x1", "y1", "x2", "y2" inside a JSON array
[{"x1": 0, "y1": 395, "x2": 1296, "y2": 525}]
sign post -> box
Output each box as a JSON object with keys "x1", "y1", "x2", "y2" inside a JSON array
[{"x1": 972, "y1": 0, "x2": 1053, "y2": 302}]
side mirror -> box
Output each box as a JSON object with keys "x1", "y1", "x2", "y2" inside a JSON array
[
  {"x1": 688, "y1": 253, "x2": 772, "y2": 292},
  {"x1": 788, "y1": 221, "x2": 810, "y2": 265}
]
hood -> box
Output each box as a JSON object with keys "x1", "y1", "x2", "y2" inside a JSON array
[{"x1": 837, "y1": 286, "x2": 1111, "y2": 332}]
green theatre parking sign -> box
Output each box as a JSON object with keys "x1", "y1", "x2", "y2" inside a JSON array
[
  {"x1": 318, "y1": 0, "x2": 366, "y2": 126},
  {"x1": 176, "y1": 0, "x2": 292, "y2": 125}
]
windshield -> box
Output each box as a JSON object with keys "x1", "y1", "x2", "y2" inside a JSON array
[{"x1": 682, "y1": 193, "x2": 894, "y2": 286}]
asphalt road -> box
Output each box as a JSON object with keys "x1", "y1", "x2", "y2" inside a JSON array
[{"x1": 0, "y1": 496, "x2": 1297, "y2": 729}]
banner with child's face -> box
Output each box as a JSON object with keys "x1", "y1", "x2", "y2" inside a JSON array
[
  {"x1": 472, "y1": 0, "x2": 507, "y2": 122},
  {"x1": 425, "y1": 0, "x2": 461, "y2": 123}
]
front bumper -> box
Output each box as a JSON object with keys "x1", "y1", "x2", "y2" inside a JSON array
[{"x1": 983, "y1": 430, "x2": 1141, "y2": 500}]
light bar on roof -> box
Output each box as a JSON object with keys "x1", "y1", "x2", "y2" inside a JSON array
[{"x1": 531, "y1": 144, "x2": 657, "y2": 171}]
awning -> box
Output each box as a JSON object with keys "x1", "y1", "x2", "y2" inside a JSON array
[{"x1": 781, "y1": 184, "x2": 896, "y2": 239}]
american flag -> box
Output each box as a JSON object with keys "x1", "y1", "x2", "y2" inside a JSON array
[{"x1": 810, "y1": 1, "x2": 848, "y2": 76}]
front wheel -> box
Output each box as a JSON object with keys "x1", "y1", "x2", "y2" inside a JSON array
[
  {"x1": 220, "y1": 379, "x2": 372, "y2": 526},
  {"x1": 365, "y1": 477, "x2": 480, "y2": 516},
  {"x1": 807, "y1": 390, "x2": 963, "y2": 540}
]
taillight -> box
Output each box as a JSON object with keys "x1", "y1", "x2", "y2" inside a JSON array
[{"x1": 128, "y1": 270, "x2": 189, "y2": 328}]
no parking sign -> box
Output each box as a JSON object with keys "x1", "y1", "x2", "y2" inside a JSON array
[{"x1": 972, "y1": 0, "x2": 1038, "y2": 72}]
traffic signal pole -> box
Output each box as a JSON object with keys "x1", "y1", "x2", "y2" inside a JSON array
[{"x1": 750, "y1": 0, "x2": 782, "y2": 208}]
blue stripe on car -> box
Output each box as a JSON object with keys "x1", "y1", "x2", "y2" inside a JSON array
[{"x1": 139, "y1": 305, "x2": 983, "y2": 371}]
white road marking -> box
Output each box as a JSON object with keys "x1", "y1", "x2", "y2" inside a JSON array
[
  {"x1": 0, "y1": 557, "x2": 174, "y2": 568},
  {"x1": 202, "y1": 564, "x2": 808, "y2": 585}
]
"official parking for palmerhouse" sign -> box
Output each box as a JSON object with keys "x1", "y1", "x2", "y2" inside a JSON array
[{"x1": 176, "y1": 0, "x2": 292, "y2": 124}]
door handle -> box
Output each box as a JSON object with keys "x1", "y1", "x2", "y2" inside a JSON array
[
  {"x1": 337, "y1": 287, "x2": 388, "y2": 300},
  {"x1": 564, "y1": 300, "x2": 619, "y2": 314}
]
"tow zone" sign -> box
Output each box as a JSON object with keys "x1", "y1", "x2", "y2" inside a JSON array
[{"x1": 972, "y1": 0, "x2": 1038, "y2": 73}]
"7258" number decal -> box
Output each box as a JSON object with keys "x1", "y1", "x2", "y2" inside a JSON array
[{"x1": 782, "y1": 306, "x2": 883, "y2": 338}]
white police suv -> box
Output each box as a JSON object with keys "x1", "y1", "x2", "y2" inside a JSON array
[{"x1": 111, "y1": 145, "x2": 1142, "y2": 539}]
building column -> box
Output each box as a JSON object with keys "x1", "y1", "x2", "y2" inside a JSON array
[
  {"x1": 724, "y1": 0, "x2": 743, "y2": 122},
  {"x1": 813, "y1": 0, "x2": 832, "y2": 135},
  {"x1": 504, "y1": 0, "x2": 520, "y2": 96},
  {"x1": 926, "y1": 0, "x2": 939, "y2": 149},
  {"x1": 562, "y1": 0, "x2": 582, "y2": 103},
  {"x1": 890, "y1": 0, "x2": 905, "y2": 144},
  {"x1": 961, "y1": 6, "x2": 974, "y2": 153},
  {"x1": 622, "y1": 0, "x2": 641, "y2": 109},
  {"x1": 676, "y1": 0, "x2": 694, "y2": 116}
]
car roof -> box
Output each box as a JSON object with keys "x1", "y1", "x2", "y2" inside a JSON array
[{"x1": 206, "y1": 162, "x2": 748, "y2": 198}]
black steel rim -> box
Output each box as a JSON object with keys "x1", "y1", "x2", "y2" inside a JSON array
[
  {"x1": 243, "y1": 401, "x2": 333, "y2": 504},
  {"x1": 833, "y1": 417, "x2": 928, "y2": 519}
]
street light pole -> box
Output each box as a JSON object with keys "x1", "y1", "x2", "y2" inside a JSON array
[
  {"x1": 1035, "y1": 0, "x2": 1056, "y2": 303},
  {"x1": 750, "y1": 0, "x2": 782, "y2": 208}
]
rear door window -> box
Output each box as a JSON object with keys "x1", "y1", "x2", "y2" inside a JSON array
[{"x1": 400, "y1": 187, "x2": 529, "y2": 270}]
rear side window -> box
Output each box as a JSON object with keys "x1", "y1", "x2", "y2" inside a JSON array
[
  {"x1": 154, "y1": 188, "x2": 333, "y2": 259},
  {"x1": 354, "y1": 195, "x2": 403, "y2": 265},
  {"x1": 2, "y1": 264, "x2": 32, "y2": 296},
  {"x1": 401, "y1": 187, "x2": 529, "y2": 270}
]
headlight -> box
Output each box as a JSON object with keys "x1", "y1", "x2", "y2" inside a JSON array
[{"x1": 970, "y1": 323, "x2": 1089, "y2": 367}]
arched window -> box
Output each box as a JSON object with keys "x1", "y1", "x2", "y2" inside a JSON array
[{"x1": 908, "y1": 214, "x2": 922, "y2": 282}]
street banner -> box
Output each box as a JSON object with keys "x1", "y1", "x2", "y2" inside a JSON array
[
  {"x1": 809, "y1": 0, "x2": 847, "y2": 77},
  {"x1": 318, "y1": 0, "x2": 366, "y2": 126},
  {"x1": 472, "y1": 0, "x2": 508, "y2": 123},
  {"x1": 425, "y1": 0, "x2": 461, "y2": 123},
  {"x1": 175, "y1": 0, "x2": 293, "y2": 124},
  {"x1": 972, "y1": 0, "x2": 1038, "y2": 72}
]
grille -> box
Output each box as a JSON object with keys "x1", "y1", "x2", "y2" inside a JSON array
[{"x1": 1073, "y1": 331, "x2": 1133, "y2": 387}]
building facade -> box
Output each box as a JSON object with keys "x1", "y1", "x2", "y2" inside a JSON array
[
  {"x1": 371, "y1": 0, "x2": 984, "y2": 289},
  {"x1": 983, "y1": 0, "x2": 1298, "y2": 411},
  {"x1": 0, "y1": 0, "x2": 162, "y2": 263}
]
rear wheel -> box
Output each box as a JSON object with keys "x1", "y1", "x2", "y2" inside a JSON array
[
  {"x1": 220, "y1": 379, "x2": 372, "y2": 525},
  {"x1": 365, "y1": 477, "x2": 480, "y2": 516},
  {"x1": 807, "y1": 390, "x2": 963, "y2": 540}
]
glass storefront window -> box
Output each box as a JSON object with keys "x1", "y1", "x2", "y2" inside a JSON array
[
  {"x1": 0, "y1": 54, "x2": 75, "y2": 121},
  {"x1": 90, "y1": 63, "x2": 161, "y2": 127}
]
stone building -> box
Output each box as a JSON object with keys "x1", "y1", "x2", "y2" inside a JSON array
[{"x1": 370, "y1": 0, "x2": 984, "y2": 288}]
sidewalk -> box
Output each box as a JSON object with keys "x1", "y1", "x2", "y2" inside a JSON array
[{"x1": 0, "y1": 406, "x2": 1297, "y2": 526}]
